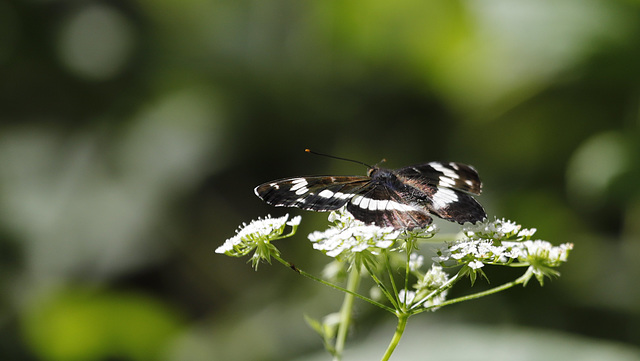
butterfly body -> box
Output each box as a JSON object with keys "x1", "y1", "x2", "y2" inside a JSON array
[{"x1": 254, "y1": 162, "x2": 486, "y2": 230}]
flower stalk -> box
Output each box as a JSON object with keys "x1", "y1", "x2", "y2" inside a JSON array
[
  {"x1": 380, "y1": 313, "x2": 409, "y2": 361},
  {"x1": 333, "y1": 266, "x2": 361, "y2": 361}
]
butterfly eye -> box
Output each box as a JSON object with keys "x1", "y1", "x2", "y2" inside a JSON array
[{"x1": 367, "y1": 167, "x2": 377, "y2": 177}]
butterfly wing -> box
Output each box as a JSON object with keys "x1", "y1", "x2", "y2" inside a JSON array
[
  {"x1": 254, "y1": 161, "x2": 487, "y2": 228},
  {"x1": 254, "y1": 176, "x2": 371, "y2": 212},
  {"x1": 394, "y1": 162, "x2": 486, "y2": 224},
  {"x1": 396, "y1": 162, "x2": 482, "y2": 195},
  {"x1": 345, "y1": 182, "x2": 433, "y2": 229},
  {"x1": 423, "y1": 184, "x2": 487, "y2": 224}
]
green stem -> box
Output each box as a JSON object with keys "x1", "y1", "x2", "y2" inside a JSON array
[
  {"x1": 403, "y1": 250, "x2": 411, "y2": 308},
  {"x1": 384, "y1": 252, "x2": 400, "y2": 306},
  {"x1": 380, "y1": 313, "x2": 409, "y2": 361},
  {"x1": 363, "y1": 259, "x2": 399, "y2": 310},
  {"x1": 333, "y1": 265, "x2": 361, "y2": 361},
  {"x1": 410, "y1": 272, "x2": 463, "y2": 311},
  {"x1": 272, "y1": 254, "x2": 394, "y2": 313},
  {"x1": 418, "y1": 269, "x2": 530, "y2": 313}
]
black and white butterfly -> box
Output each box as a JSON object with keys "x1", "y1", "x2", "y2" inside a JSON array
[{"x1": 254, "y1": 160, "x2": 486, "y2": 230}]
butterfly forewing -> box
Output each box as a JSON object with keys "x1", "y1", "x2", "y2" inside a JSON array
[{"x1": 254, "y1": 176, "x2": 370, "y2": 212}]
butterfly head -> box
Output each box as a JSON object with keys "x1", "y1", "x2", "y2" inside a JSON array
[{"x1": 366, "y1": 158, "x2": 388, "y2": 177}]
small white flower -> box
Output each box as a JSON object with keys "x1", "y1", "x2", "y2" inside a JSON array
[
  {"x1": 398, "y1": 289, "x2": 416, "y2": 306},
  {"x1": 409, "y1": 253, "x2": 424, "y2": 272},
  {"x1": 468, "y1": 260, "x2": 484, "y2": 270},
  {"x1": 420, "y1": 264, "x2": 449, "y2": 289},
  {"x1": 215, "y1": 238, "x2": 235, "y2": 254},
  {"x1": 287, "y1": 215, "x2": 302, "y2": 227},
  {"x1": 493, "y1": 219, "x2": 520, "y2": 236},
  {"x1": 370, "y1": 286, "x2": 383, "y2": 301},
  {"x1": 327, "y1": 209, "x2": 358, "y2": 227},
  {"x1": 517, "y1": 227, "x2": 537, "y2": 239},
  {"x1": 400, "y1": 223, "x2": 439, "y2": 240},
  {"x1": 423, "y1": 294, "x2": 447, "y2": 309},
  {"x1": 321, "y1": 260, "x2": 344, "y2": 281}
]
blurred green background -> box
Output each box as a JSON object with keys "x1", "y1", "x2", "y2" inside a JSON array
[{"x1": 1, "y1": 0, "x2": 640, "y2": 360}]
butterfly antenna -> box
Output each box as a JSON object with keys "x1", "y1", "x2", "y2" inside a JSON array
[{"x1": 305, "y1": 149, "x2": 374, "y2": 169}]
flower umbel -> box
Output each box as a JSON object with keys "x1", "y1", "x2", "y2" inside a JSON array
[
  {"x1": 434, "y1": 218, "x2": 573, "y2": 285},
  {"x1": 411, "y1": 264, "x2": 450, "y2": 310},
  {"x1": 216, "y1": 214, "x2": 301, "y2": 269},
  {"x1": 463, "y1": 217, "x2": 536, "y2": 244},
  {"x1": 308, "y1": 210, "x2": 402, "y2": 260},
  {"x1": 503, "y1": 240, "x2": 574, "y2": 285}
]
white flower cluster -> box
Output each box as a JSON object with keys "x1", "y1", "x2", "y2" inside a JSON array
[
  {"x1": 503, "y1": 240, "x2": 573, "y2": 270},
  {"x1": 400, "y1": 264, "x2": 450, "y2": 309},
  {"x1": 308, "y1": 211, "x2": 401, "y2": 258},
  {"x1": 434, "y1": 239, "x2": 515, "y2": 269},
  {"x1": 408, "y1": 253, "x2": 424, "y2": 272},
  {"x1": 398, "y1": 289, "x2": 415, "y2": 305},
  {"x1": 462, "y1": 218, "x2": 536, "y2": 243},
  {"x1": 434, "y1": 218, "x2": 573, "y2": 282},
  {"x1": 308, "y1": 209, "x2": 441, "y2": 260},
  {"x1": 216, "y1": 214, "x2": 301, "y2": 258}
]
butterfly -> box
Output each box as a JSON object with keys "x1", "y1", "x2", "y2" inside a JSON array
[{"x1": 254, "y1": 159, "x2": 487, "y2": 230}]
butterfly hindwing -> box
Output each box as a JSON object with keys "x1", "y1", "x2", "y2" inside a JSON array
[
  {"x1": 431, "y1": 190, "x2": 487, "y2": 224},
  {"x1": 390, "y1": 162, "x2": 485, "y2": 224},
  {"x1": 345, "y1": 183, "x2": 433, "y2": 229},
  {"x1": 395, "y1": 162, "x2": 482, "y2": 195},
  {"x1": 408, "y1": 183, "x2": 487, "y2": 224}
]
